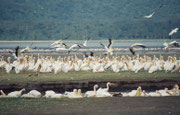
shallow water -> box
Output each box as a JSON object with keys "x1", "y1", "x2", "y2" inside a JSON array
[{"x1": 1, "y1": 40, "x2": 180, "y2": 49}]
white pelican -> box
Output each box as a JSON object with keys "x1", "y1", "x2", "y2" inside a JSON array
[
  {"x1": 96, "y1": 91, "x2": 113, "y2": 97},
  {"x1": 67, "y1": 43, "x2": 82, "y2": 54},
  {"x1": 0, "y1": 90, "x2": 6, "y2": 97},
  {"x1": 148, "y1": 90, "x2": 162, "y2": 97},
  {"x1": 167, "y1": 84, "x2": 180, "y2": 96},
  {"x1": 44, "y1": 90, "x2": 56, "y2": 98},
  {"x1": 0, "y1": 56, "x2": 7, "y2": 69},
  {"x1": 97, "y1": 82, "x2": 115, "y2": 93},
  {"x1": 129, "y1": 43, "x2": 146, "y2": 55},
  {"x1": 148, "y1": 61, "x2": 159, "y2": 73},
  {"x1": 163, "y1": 41, "x2": 180, "y2": 50},
  {"x1": 21, "y1": 90, "x2": 41, "y2": 98},
  {"x1": 50, "y1": 37, "x2": 68, "y2": 46},
  {"x1": 28, "y1": 90, "x2": 41, "y2": 98},
  {"x1": 20, "y1": 42, "x2": 34, "y2": 53},
  {"x1": 8, "y1": 46, "x2": 20, "y2": 59},
  {"x1": 79, "y1": 37, "x2": 90, "y2": 47},
  {"x1": 7, "y1": 88, "x2": 25, "y2": 97},
  {"x1": 55, "y1": 43, "x2": 81, "y2": 54},
  {"x1": 144, "y1": 3, "x2": 164, "y2": 19},
  {"x1": 169, "y1": 28, "x2": 179, "y2": 39},
  {"x1": 84, "y1": 85, "x2": 99, "y2": 97},
  {"x1": 100, "y1": 38, "x2": 115, "y2": 56},
  {"x1": 5, "y1": 57, "x2": 13, "y2": 73},
  {"x1": 64, "y1": 89, "x2": 83, "y2": 98}
]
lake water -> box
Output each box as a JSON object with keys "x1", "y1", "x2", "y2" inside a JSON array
[{"x1": 0, "y1": 40, "x2": 180, "y2": 49}]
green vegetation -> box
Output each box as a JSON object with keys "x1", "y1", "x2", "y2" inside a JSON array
[
  {"x1": 0, "y1": 70, "x2": 179, "y2": 83},
  {"x1": 0, "y1": 98, "x2": 86, "y2": 112},
  {"x1": 0, "y1": 0, "x2": 180, "y2": 40}
]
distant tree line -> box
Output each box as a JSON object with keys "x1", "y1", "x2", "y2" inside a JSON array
[{"x1": 0, "y1": 0, "x2": 180, "y2": 40}]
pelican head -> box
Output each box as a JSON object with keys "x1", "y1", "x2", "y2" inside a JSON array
[
  {"x1": 73, "y1": 89, "x2": 78, "y2": 94},
  {"x1": 94, "y1": 84, "x2": 99, "y2": 89},
  {"x1": 173, "y1": 84, "x2": 179, "y2": 90}
]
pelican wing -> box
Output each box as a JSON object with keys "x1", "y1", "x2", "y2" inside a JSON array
[
  {"x1": 82, "y1": 37, "x2": 90, "y2": 46},
  {"x1": 50, "y1": 37, "x2": 68, "y2": 46},
  {"x1": 15, "y1": 46, "x2": 20, "y2": 57},
  {"x1": 107, "y1": 38, "x2": 112, "y2": 48},
  {"x1": 136, "y1": 44, "x2": 146, "y2": 48},
  {"x1": 173, "y1": 42, "x2": 180, "y2": 47},
  {"x1": 129, "y1": 48, "x2": 135, "y2": 55},
  {"x1": 83, "y1": 52, "x2": 89, "y2": 58},
  {"x1": 62, "y1": 43, "x2": 68, "y2": 49},
  {"x1": 154, "y1": 3, "x2": 164, "y2": 13},
  {"x1": 90, "y1": 51, "x2": 94, "y2": 57},
  {"x1": 130, "y1": 43, "x2": 146, "y2": 48},
  {"x1": 100, "y1": 43, "x2": 105, "y2": 47}
]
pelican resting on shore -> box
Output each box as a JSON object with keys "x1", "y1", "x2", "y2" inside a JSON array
[
  {"x1": 97, "y1": 82, "x2": 115, "y2": 93},
  {"x1": 7, "y1": 88, "x2": 25, "y2": 97},
  {"x1": 84, "y1": 85, "x2": 99, "y2": 97},
  {"x1": 64, "y1": 89, "x2": 83, "y2": 98},
  {"x1": 21, "y1": 90, "x2": 41, "y2": 98},
  {"x1": 0, "y1": 90, "x2": 6, "y2": 97}
]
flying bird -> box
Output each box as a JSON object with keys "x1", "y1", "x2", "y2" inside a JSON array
[
  {"x1": 50, "y1": 37, "x2": 68, "y2": 46},
  {"x1": 9, "y1": 46, "x2": 20, "y2": 59},
  {"x1": 100, "y1": 38, "x2": 115, "y2": 56},
  {"x1": 144, "y1": 3, "x2": 164, "y2": 19},
  {"x1": 129, "y1": 43, "x2": 146, "y2": 55},
  {"x1": 79, "y1": 37, "x2": 90, "y2": 47},
  {"x1": 20, "y1": 42, "x2": 37, "y2": 53},
  {"x1": 169, "y1": 28, "x2": 179, "y2": 39},
  {"x1": 163, "y1": 41, "x2": 180, "y2": 50},
  {"x1": 55, "y1": 43, "x2": 81, "y2": 54}
]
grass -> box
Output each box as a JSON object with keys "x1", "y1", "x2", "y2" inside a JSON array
[
  {"x1": 0, "y1": 69, "x2": 180, "y2": 83},
  {"x1": 0, "y1": 98, "x2": 81, "y2": 112},
  {"x1": 0, "y1": 97, "x2": 180, "y2": 114}
]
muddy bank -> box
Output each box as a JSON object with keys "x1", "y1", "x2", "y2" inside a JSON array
[{"x1": 0, "y1": 79, "x2": 180, "y2": 94}]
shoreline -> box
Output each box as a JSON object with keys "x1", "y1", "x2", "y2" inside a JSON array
[{"x1": 0, "y1": 39, "x2": 180, "y2": 43}]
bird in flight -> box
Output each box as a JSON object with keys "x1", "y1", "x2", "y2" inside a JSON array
[
  {"x1": 8, "y1": 46, "x2": 20, "y2": 59},
  {"x1": 129, "y1": 43, "x2": 146, "y2": 55},
  {"x1": 20, "y1": 42, "x2": 34, "y2": 53},
  {"x1": 55, "y1": 43, "x2": 81, "y2": 54},
  {"x1": 169, "y1": 28, "x2": 179, "y2": 39},
  {"x1": 100, "y1": 38, "x2": 115, "y2": 56},
  {"x1": 144, "y1": 2, "x2": 164, "y2": 19},
  {"x1": 50, "y1": 37, "x2": 68, "y2": 46},
  {"x1": 163, "y1": 41, "x2": 180, "y2": 50},
  {"x1": 79, "y1": 37, "x2": 90, "y2": 47}
]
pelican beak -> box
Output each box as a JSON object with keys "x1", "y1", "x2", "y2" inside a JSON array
[{"x1": 109, "y1": 83, "x2": 117, "y2": 86}]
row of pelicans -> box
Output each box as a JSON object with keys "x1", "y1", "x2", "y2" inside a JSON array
[
  {"x1": 0, "y1": 54, "x2": 180, "y2": 74},
  {"x1": 0, "y1": 83, "x2": 180, "y2": 98}
]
